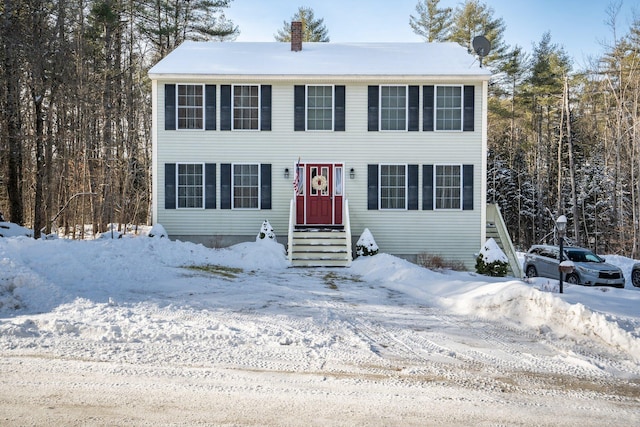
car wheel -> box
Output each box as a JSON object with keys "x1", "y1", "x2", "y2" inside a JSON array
[
  {"x1": 525, "y1": 265, "x2": 538, "y2": 278},
  {"x1": 565, "y1": 273, "x2": 580, "y2": 285},
  {"x1": 632, "y1": 268, "x2": 640, "y2": 288}
]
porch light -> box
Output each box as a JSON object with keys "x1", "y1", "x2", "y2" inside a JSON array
[
  {"x1": 284, "y1": 168, "x2": 290, "y2": 179},
  {"x1": 350, "y1": 168, "x2": 355, "y2": 179},
  {"x1": 556, "y1": 215, "x2": 567, "y2": 294}
]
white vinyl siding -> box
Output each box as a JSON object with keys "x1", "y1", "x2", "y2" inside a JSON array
[{"x1": 154, "y1": 82, "x2": 486, "y2": 268}]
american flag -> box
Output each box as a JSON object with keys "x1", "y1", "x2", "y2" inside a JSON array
[{"x1": 292, "y1": 158, "x2": 301, "y2": 194}]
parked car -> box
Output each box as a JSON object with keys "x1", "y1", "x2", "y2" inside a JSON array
[
  {"x1": 523, "y1": 245, "x2": 625, "y2": 288},
  {"x1": 632, "y1": 263, "x2": 640, "y2": 287}
]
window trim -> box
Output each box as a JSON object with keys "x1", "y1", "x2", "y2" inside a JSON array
[
  {"x1": 176, "y1": 84, "x2": 205, "y2": 131},
  {"x1": 232, "y1": 84, "x2": 261, "y2": 131},
  {"x1": 305, "y1": 84, "x2": 335, "y2": 131},
  {"x1": 379, "y1": 85, "x2": 408, "y2": 132},
  {"x1": 434, "y1": 163, "x2": 462, "y2": 210},
  {"x1": 231, "y1": 162, "x2": 261, "y2": 210},
  {"x1": 434, "y1": 84, "x2": 464, "y2": 132},
  {"x1": 176, "y1": 162, "x2": 205, "y2": 209},
  {"x1": 378, "y1": 163, "x2": 408, "y2": 210}
]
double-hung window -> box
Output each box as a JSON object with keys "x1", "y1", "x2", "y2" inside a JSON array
[
  {"x1": 380, "y1": 164, "x2": 407, "y2": 209},
  {"x1": 177, "y1": 84, "x2": 204, "y2": 130},
  {"x1": 380, "y1": 86, "x2": 407, "y2": 131},
  {"x1": 435, "y1": 85, "x2": 463, "y2": 131},
  {"x1": 435, "y1": 165, "x2": 461, "y2": 209},
  {"x1": 307, "y1": 85, "x2": 333, "y2": 130},
  {"x1": 233, "y1": 85, "x2": 260, "y2": 130},
  {"x1": 177, "y1": 163, "x2": 204, "y2": 208},
  {"x1": 233, "y1": 163, "x2": 260, "y2": 209}
]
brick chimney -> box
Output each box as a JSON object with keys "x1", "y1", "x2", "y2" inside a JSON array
[{"x1": 291, "y1": 21, "x2": 302, "y2": 52}]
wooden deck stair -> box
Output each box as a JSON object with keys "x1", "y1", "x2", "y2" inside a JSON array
[{"x1": 289, "y1": 228, "x2": 352, "y2": 267}]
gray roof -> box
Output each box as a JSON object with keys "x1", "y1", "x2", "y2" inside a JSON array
[{"x1": 148, "y1": 41, "x2": 491, "y2": 78}]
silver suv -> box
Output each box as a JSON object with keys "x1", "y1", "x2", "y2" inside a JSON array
[{"x1": 523, "y1": 245, "x2": 625, "y2": 288}]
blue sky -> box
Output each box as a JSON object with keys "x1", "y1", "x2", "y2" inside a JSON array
[{"x1": 227, "y1": 0, "x2": 638, "y2": 68}]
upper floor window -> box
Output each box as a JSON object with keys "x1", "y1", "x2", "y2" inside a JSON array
[
  {"x1": 233, "y1": 85, "x2": 260, "y2": 130},
  {"x1": 177, "y1": 163, "x2": 204, "y2": 208},
  {"x1": 233, "y1": 163, "x2": 260, "y2": 209},
  {"x1": 380, "y1": 164, "x2": 407, "y2": 209},
  {"x1": 435, "y1": 164, "x2": 461, "y2": 209},
  {"x1": 380, "y1": 86, "x2": 407, "y2": 131},
  {"x1": 307, "y1": 85, "x2": 333, "y2": 130},
  {"x1": 177, "y1": 84, "x2": 204, "y2": 130},
  {"x1": 435, "y1": 86, "x2": 463, "y2": 131}
]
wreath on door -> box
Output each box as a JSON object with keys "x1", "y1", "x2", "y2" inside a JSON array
[{"x1": 311, "y1": 175, "x2": 328, "y2": 192}]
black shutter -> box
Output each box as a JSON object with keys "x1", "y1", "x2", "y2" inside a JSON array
[
  {"x1": 367, "y1": 164, "x2": 378, "y2": 210},
  {"x1": 165, "y1": 163, "x2": 176, "y2": 209},
  {"x1": 463, "y1": 164, "x2": 474, "y2": 210},
  {"x1": 463, "y1": 85, "x2": 474, "y2": 131},
  {"x1": 408, "y1": 86, "x2": 419, "y2": 131},
  {"x1": 408, "y1": 164, "x2": 418, "y2": 210},
  {"x1": 368, "y1": 86, "x2": 379, "y2": 131},
  {"x1": 220, "y1": 85, "x2": 231, "y2": 131},
  {"x1": 294, "y1": 85, "x2": 305, "y2": 131},
  {"x1": 205, "y1": 163, "x2": 216, "y2": 209},
  {"x1": 205, "y1": 85, "x2": 216, "y2": 130},
  {"x1": 260, "y1": 164, "x2": 272, "y2": 210},
  {"x1": 220, "y1": 163, "x2": 231, "y2": 209},
  {"x1": 165, "y1": 84, "x2": 176, "y2": 130},
  {"x1": 260, "y1": 85, "x2": 271, "y2": 131},
  {"x1": 423, "y1": 85, "x2": 434, "y2": 131},
  {"x1": 334, "y1": 85, "x2": 345, "y2": 131},
  {"x1": 422, "y1": 164, "x2": 433, "y2": 210}
]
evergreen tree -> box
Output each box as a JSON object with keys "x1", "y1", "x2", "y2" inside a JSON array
[
  {"x1": 409, "y1": 0, "x2": 452, "y2": 42},
  {"x1": 137, "y1": 0, "x2": 238, "y2": 61},
  {"x1": 448, "y1": 0, "x2": 507, "y2": 70},
  {"x1": 274, "y1": 6, "x2": 329, "y2": 42}
]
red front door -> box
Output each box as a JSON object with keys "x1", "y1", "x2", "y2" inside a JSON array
[
  {"x1": 295, "y1": 163, "x2": 344, "y2": 226},
  {"x1": 306, "y1": 164, "x2": 333, "y2": 224}
]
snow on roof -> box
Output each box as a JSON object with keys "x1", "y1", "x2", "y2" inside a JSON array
[{"x1": 148, "y1": 41, "x2": 492, "y2": 78}]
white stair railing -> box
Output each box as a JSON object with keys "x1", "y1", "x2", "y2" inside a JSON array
[
  {"x1": 287, "y1": 199, "x2": 295, "y2": 265},
  {"x1": 344, "y1": 199, "x2": 352, "y2": 264}
]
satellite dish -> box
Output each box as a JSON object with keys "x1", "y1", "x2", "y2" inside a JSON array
[{"x1": 472, "y1": 35, "x2": 491, "y2": 67}]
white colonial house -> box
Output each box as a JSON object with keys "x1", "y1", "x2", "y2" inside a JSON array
[{"x1": 149, "y1": 25, "x2": 518, "y2": 271}]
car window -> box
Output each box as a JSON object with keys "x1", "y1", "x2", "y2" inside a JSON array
[
  {"x1": 567, "y1": 249, "x2": 603, "y2": 263},
  {"x1": 584, "y1": 252, "x2": 603, "y2": 262},
  {"x1": 540, "y1": 248, "x2": 557, "y2": 259},
  {"x1": 567, "y1": 250, "x2": 585, "y2": 262}
]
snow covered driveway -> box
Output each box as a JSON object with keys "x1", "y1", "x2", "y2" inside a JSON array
[{"x1": 1, "y1": 237, "x2": 639, "y2": 425}]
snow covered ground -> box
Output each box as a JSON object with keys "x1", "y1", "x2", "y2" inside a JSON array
[{"x1": 1, "y1": 232, "x2": 639, "y2": 426}]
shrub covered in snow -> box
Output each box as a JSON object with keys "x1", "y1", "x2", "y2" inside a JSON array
[
  {"x1": 0, "y1": 222, "x2": 33, "y2": 238},
  {"x1": 475, "y1": 238, "x2": 509, "y2": 277},
  {"x1": 356, "y1": 228, "x2": 378, "y2": 257},
  {"x1": 257, "y1": 220, "x2": 276, "y2": 241},
  {"x1": 149, "y1": 223, "x2": 168, "y2": 238}
]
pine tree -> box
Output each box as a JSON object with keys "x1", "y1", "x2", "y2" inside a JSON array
[
  {"x1": 274, "y1": 6, "x2": 329, "y2": 42},
  {"x1": 448, "y1": 0, "x2": 507, "y2": 69},
  {"x1": 137, "y1": 0, "x2": 238, "y2": 61},
  {"x1": 409, "y1": 0, "x2": 452, "y2": 42}
]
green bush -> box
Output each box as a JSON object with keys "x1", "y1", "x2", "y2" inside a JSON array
[{"x1": 475, "y1": 253, "x2": 509, "y2": 277}]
